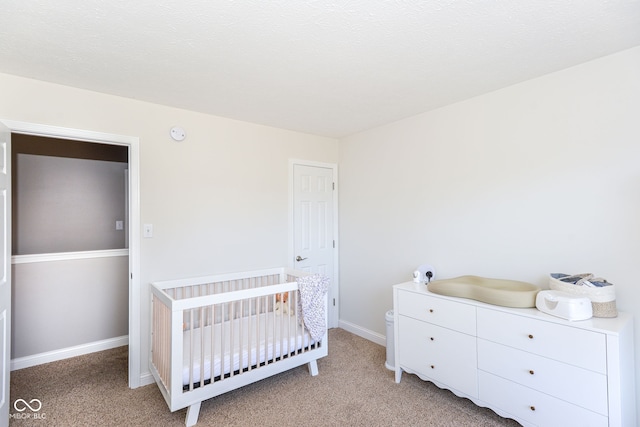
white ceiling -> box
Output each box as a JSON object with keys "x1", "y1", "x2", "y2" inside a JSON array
[{"x1": 1, "y1": 1, "x2": 639, "y2": 138}]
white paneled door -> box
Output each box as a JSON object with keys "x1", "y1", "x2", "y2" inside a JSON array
[
  {"x1": 292, "y1": 163, "x2": 338, "y2": 327},
  {"x1": 0, "y1": 122, "x2": 10, "y2": 427}
]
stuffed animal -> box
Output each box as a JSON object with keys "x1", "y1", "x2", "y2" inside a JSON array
[{"x1": 274, "y1": 292, "x2": 292, "y2": 316}]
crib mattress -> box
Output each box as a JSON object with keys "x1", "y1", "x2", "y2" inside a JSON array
[{"x1": 182, "y1": 312, "x2": 314, "y2": 386}]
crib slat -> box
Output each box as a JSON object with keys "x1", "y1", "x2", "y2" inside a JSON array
[
  {"x1": 200, "y1": 305, "x2": 205, "y2": 388},
  {"x1": 272, "y1": 294, "x2": 277, "y2": 363},
  {"x1": 188, "y1": 308, "x2": 194, "y2": 390},
  {"x1": 247, "y1": 298, "x2": 253, "y2": 372},
  {"x1": 228, "y1": 301, "x2": 234, "y2": 378},
  {"x1": 279, "y1": 296, "x2": 285, "y2": 359},
  {"x1": 238, "y1": 300, "x2": 245, "y2": 373},
  {"x1": 287, "y1": 292, "x2": 292, "y2": 357},
  {"x1": 220, "y1": 302, "x2": 225, "y2": 380},
  {"x1": 213, "y1": 304, "x2": 217, "y2": 383},
  {"x1": 296, "y1": 291, "x2": 307, "y2": 354},
  {"x1": 261, "y1": 295, "x2": 266, "y2": 367}
]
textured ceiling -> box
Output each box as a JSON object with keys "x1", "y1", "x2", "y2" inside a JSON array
[{"x1": 1, "y1": 1, "x2": 640, "y2": 138}]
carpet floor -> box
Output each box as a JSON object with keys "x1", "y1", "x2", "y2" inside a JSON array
[{"x1": 10, "y1": 328, "x2": 520, "y2": 426}]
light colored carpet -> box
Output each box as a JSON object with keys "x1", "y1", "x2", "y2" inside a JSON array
[{"x1": 10, "y1": 328, "x2": 520, "y2": 426}]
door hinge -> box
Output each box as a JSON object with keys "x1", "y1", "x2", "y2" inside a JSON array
[
  {"x1": 333, "y1": 298, "x2": 336, "y2": 306},
  {"x1": 332, "y1": 182, "x2": 335, "y2": 190},
  {"x1": 333, "y1": 240, "x2": 335, "y2": 248}
]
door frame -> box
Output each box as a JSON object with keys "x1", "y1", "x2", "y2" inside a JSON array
[
  {"x1": 288, "y1": 159, "x2": 339, "y2": 328},
  {"x1": 0, "y1": 119, "x2": 141, "y2": 389}
]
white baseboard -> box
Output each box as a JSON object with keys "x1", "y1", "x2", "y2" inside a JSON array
[
  {"x1": 11, "y1": 335, "x2": 129, "y2": 371},
  {"x1": 139, "y1": 371, "x2": 156, "y2": 387},
  {"x1": 338, "y1": 320, "x2": 386, "y2": 347}
]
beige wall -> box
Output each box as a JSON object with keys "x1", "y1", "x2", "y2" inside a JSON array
[
  {"x1": 14, "y1": 154, "x2": 127, "y2": 254},
  {"x1": 0, "y1": 73, "x2": 339, "y2": 378},
  {"x1": 339, "y1": 46, "x2": 640, "y2": 411},
  {"x1": 12, "y1": 256, "x2": 128, "y2": 358}
]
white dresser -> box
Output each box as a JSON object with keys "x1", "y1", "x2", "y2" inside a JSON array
[{"x1": 393, "y1": 281, "x2": 636, "y2": 427}]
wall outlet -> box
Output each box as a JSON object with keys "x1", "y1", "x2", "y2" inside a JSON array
[
  {"x1": 143, "y1": 223, "x2": 153, "y2": 238},
  {"x1": 116, "y1": 220, "x2": 124, "y2": 230}
]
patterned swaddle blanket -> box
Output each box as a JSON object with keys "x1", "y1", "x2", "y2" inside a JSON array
[{"x1": 297, "y1": 274, "x2": 330, "y2": 341}]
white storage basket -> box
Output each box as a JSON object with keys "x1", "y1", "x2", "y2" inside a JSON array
[{"x1": 549, "y1": 274, "x2": 617, "y2": 318}]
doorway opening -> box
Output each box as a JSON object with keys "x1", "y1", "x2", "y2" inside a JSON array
[
  {"x1": 11, "y1": 134, "x2": 129, "y2": 370},
  {"x1": 1, "y1": 119, "x2": 141, "y2": 389}
]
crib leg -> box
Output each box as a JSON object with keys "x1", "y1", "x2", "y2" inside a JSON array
[
  {"x1": 307, "y1": 360, "x2": 319, "y2": 376},
  {"x1": 185, "y1": 402, "x2": 202, "y2": 427}
]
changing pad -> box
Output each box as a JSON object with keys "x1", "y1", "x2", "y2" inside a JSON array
[{"x1": 428, "y1": 275, "x2": 539, "y2": 308}]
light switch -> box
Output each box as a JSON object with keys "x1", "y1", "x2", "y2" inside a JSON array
[
  {"x1": 116, "y1": 220, "x2": 124, "y2": 230},
  {"x1": 143, "y1": 223, "x2": 153, "y2": 238}
]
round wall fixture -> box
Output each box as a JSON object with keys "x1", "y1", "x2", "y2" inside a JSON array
[{"x1": 170, "y1": 126, "x2": 186, "y2": 141}]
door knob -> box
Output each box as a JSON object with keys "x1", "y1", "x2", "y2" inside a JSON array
[{"x1": 296, "y1": 256, "x2": 307, "y2": 262}]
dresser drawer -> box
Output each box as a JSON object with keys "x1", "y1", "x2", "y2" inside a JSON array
[
  {"x1": 398, "y1": 315, "x2": 477, "y2": 397},
  {"x1": 478, "y1": 371, "x2": 608, "y2": 427},
  {"x1": 397, "y1": 290, "x2": 475, "y2": 335},
  {"x1": 477, "y1": 308, "x2": 606, "y2": 373},
  {"x1": 478, "y1": 339, "x2": 608, "y2": 415}
]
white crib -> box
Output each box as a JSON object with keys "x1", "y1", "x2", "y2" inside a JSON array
[{"x1": 150, "y1": 268, "x2": 328, "y2": 427}]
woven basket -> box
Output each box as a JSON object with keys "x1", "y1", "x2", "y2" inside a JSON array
[{"x1": 549, "y1": 275, "x2": 617, "y2": 318}]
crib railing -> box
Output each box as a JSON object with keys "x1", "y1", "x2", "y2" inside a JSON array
[
  {"x1": 152, "y1": 293, "x2": 172, "y2": 390},
  {"x1": 151, "y1": 268, "x2": 321, "y2": 401}
]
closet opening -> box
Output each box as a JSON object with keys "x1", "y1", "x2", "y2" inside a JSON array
[{"x1": 10, "y1": 133, "x2": 130, "y2": 371}]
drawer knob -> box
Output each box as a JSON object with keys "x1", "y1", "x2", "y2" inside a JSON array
[
  {"x1": 528, "y1": 334, "x2": 534, "y2": 339},
  {"x1": 430, "y1": 337, "x2": 434, "y2": 341},
  {"x1": 429, "y1": 309, "x2": 434, "y2": 313},
  {"x1": 430, "y1": 365, "x2": 435, "y2": 369},
  {"x1": 529, "y1": 370, "x2": 535, "y2": 375},
  {"x1": 530, "y1": 406, "x2": 536, "y2": 411}
]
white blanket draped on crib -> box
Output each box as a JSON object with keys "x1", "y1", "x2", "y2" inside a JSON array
[{"x1": 297, "y1": 274, "x2": 330, "y2": 341}]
